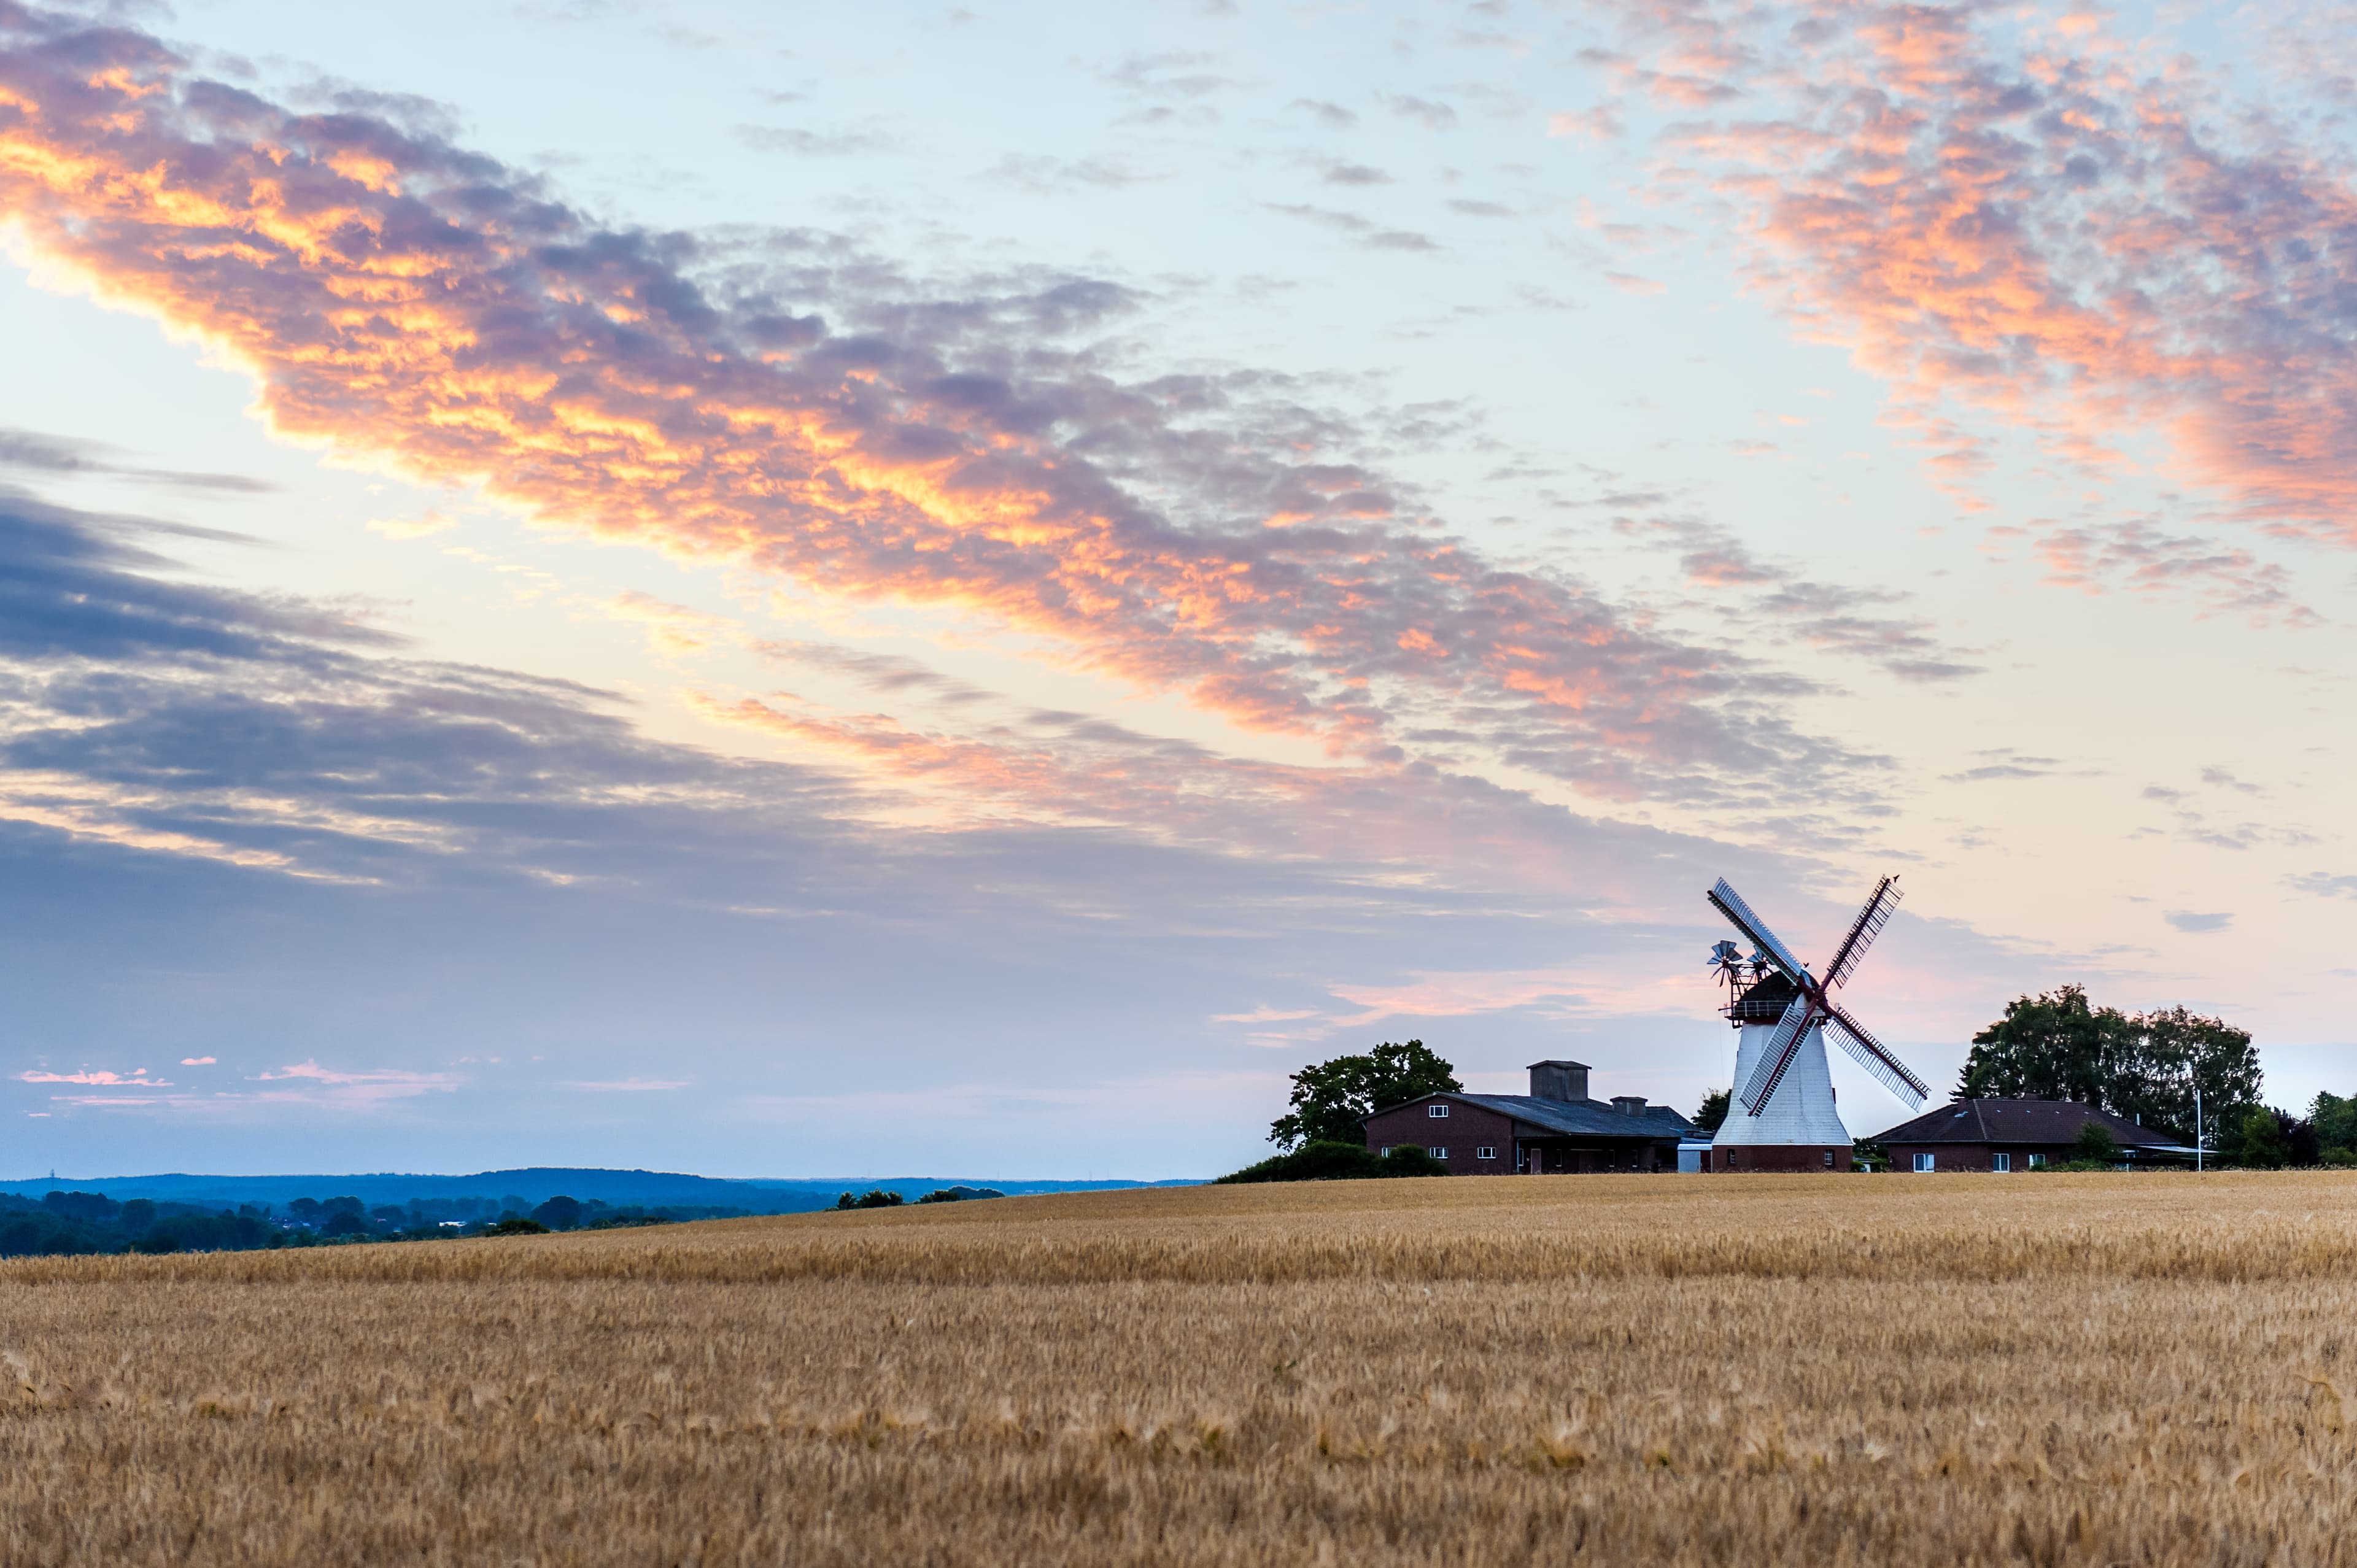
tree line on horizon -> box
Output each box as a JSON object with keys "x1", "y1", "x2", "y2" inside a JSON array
[{"x1": 0, "y1": 1189, "x2": 755, "y2": 1258}]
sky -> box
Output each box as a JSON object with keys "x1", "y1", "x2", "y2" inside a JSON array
[{"x1": 0, "y1": 0, "x2": 2351, "y2": 1180}]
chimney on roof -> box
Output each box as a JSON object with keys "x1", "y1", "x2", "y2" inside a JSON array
[
  {"x1": 1611, "y1": 1095, "x2": 1647, "y2": 1116},
  {"x1": 1527, "y1": 1060, "x2": 1589, "y2": 1102}
]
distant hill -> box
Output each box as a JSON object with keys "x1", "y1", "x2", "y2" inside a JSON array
[{"x1": 0, "y1": 1168, "x2": 1198, "y2": 1213}]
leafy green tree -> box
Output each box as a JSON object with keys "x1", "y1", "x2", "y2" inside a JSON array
[
  {"x1": 2220, "y1": 1107, "x2": 2318, "y2": 1168},
  {"x1": 1958, "y1": 986, "x2": 2134, "y2": 1105},
  {"x1": 2223, "y1": 1106, "x2": 2290, "y2": 1169},
  {"x1": 43, "y1": 1191, "x2": 117, "y2": 1222},
  {"x1": 287, "y1": 1197, "x2": 322, "y2": 1221},
  {"x1": 1692, "y1": 1088, "x2": 1730, "y2": 1134},
  {"x1": 2072, "y1": 1120, "x2": 2121, "y2": 1166},
  {"x1": 2115, "y1": 1006, "x2": 2262, "y2": 1136},
  {"x1": 531, "y1": 1196, "x2": 582, "y2": 1231},
  {"x1": 1380, "y1": 1146, "x2": 1447, "y2": 1175},
  {"x1": 2311, "y1": 1092, "x2": 2357, "y2": 1163},
  {"x1": 322, "y1": 1211, "x2": 370, "y2": 1237},
  {"x1": 1959, "y1": 989, "x2": 2258, "y2": 1144},
  {"x1": 1218, "y1": 1140, "x2": 1447, "y2": 1184},
  {"x1": 1268, "y1": 1040, "x2": 1461, "y2": 1150}
]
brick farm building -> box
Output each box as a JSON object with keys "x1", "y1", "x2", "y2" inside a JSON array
[
  {"x1": 1361, "y1": 1060, "x2": 1695, "y2": 1175},
  {"x1": 1872, "y1": 1098, "x2": 2199, "y2": 1173}
]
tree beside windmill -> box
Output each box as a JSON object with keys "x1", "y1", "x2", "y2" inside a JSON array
[{"x1": 1701, "y1": 876, "x2": 1930, "y2": 1172}]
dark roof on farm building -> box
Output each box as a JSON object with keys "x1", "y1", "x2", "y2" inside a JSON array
[
  {"x1": 1869, "y1": 1098, "x2": 2188, "y2": 1149},
  {"x1": 1369, "y1": 1091, "x2": 1694, "y2": 1140}
]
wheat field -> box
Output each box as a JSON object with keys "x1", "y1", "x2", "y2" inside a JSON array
[{"x1": 2, "y1": 1172, "x2": 2352, "y2": 1566}]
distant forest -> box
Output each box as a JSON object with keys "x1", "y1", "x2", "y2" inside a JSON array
[{"x1": 0, "y1": 1189, "x2": 749, "y2": 1257}]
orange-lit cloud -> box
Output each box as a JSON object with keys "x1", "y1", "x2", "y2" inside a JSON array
[
  {"x1": 1608, "y1": 0, "x2": 2357, "y2": 537},
  {"x1": 694, "y1": 674, "x2": 1799, "y2": 912},
  {"x1": 0, "y1": 5, "x2": 1822, "y2": 802}
]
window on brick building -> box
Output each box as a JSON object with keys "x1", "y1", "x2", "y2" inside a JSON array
[
  {"x1": 1476, "y1": 1146, "x2": 1496, "y2": 1160},
  {"x1": 2028, "y1": 1153, "x2": 2046, "y2": 1170},
  {"x1": 1428, "y1": 1104, "x2": 1449, "y2": 1118},
  {"x1": 1428, "y1": 1146, "x2": 1447, "y2": 1159},
  {"x1": 1913, "y1": 1152, "x2": 1935, "y2": 1173},
  {"x1": 1992, "y1": 1153, "x2": 2011, "y2": 1173}
]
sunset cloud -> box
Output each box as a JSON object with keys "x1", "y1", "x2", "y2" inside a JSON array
[
  {"x1": 1609, "y1": 0, "x2": 2357, "y2": 535},
  {"x1": 0, "y1": 5, "x2": 1833, "y2": 804},
  {"x1": 2028, "y1": 521, "x2": 2318, "y2": 626}
]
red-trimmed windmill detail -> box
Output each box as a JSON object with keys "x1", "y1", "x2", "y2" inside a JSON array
[{"x1": 1703, "y1": 876, "x2": 1930, "y2": 1167}]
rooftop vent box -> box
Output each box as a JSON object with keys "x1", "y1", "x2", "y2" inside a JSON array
[{"x1": 1527, "y1": 1060, "x2": 1590, "y2": 1103}]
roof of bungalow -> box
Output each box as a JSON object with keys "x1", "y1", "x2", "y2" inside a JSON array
[
  {"x1": 1367, "y1": 1091, "x2": 1695, "y2": 1140},
  {"x1": 1870, "y1": 1097, "x2": 2192, "y2": 1151}
]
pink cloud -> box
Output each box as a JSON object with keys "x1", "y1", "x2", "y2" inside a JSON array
[
  {"x1": 179, "y1": 1056, "x2": 217, "y2": 1065},
  {"x1": 0, "y1": 5, "x2": 1833, "y2": 803},
  {"x1": 252, "y1": 1060, "x2": 457, "y2": 1101},
  {"x1": 2029, "y1": 521, "x2": 2317, "y2": 625},
  {"x1": 17, "y1": 1068, "x2": 173, "y2": 1086},
  {"x1": 1606, "y1": 0, "x2": 2357, "y2": 535},
  {"x1": 1547, "y1": 105, "x2": 1624, "y2": 142}
]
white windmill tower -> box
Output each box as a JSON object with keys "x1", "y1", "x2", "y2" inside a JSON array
[{"x1": 1703, "y1": 876, "x2": 1929, "y2": 1172}]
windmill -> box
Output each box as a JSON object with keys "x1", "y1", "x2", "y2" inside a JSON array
[{"x1": 1702, "y1": 876, "x2": 1930, "y2": 1170}]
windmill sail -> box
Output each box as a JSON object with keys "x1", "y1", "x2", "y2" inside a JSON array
[
  {"x1": 1707, "y1": 879, "x2": 1813, "y2": 987},
  {"x1": 1738, "y1": 992, "x2": 1817, "y2": 1114},
  {"x1": 1821, "y1": 876, "x2": 1902, "y2": 991},
  {"x1": 1708, "y1": 871, "x2": 1930, "y2": 1129},
  {"x1": 1821, "y1": 1002, "x2": 1929, "y2": 1108}
]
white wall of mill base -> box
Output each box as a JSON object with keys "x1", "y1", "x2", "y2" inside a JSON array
[{"x1": 1708, "y1": 1020, "x2": 1852, "y2": 1149}]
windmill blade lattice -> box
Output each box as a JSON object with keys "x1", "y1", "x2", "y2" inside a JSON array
[
  {"x1": 1821, "y1": 876, "x2": 1902, "y2": 991},
  {"x1": 1738, "y1": 992, "x2": 1818, "y2": 1114},
  {"x1": 1821, "y1": 1002, "x2": 1929, "y2": 1108}
]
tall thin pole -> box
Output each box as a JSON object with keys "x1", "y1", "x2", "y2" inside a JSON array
[{"x1": 2195, "y1": 1081, "x2": 2203, "y2": 1173}]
